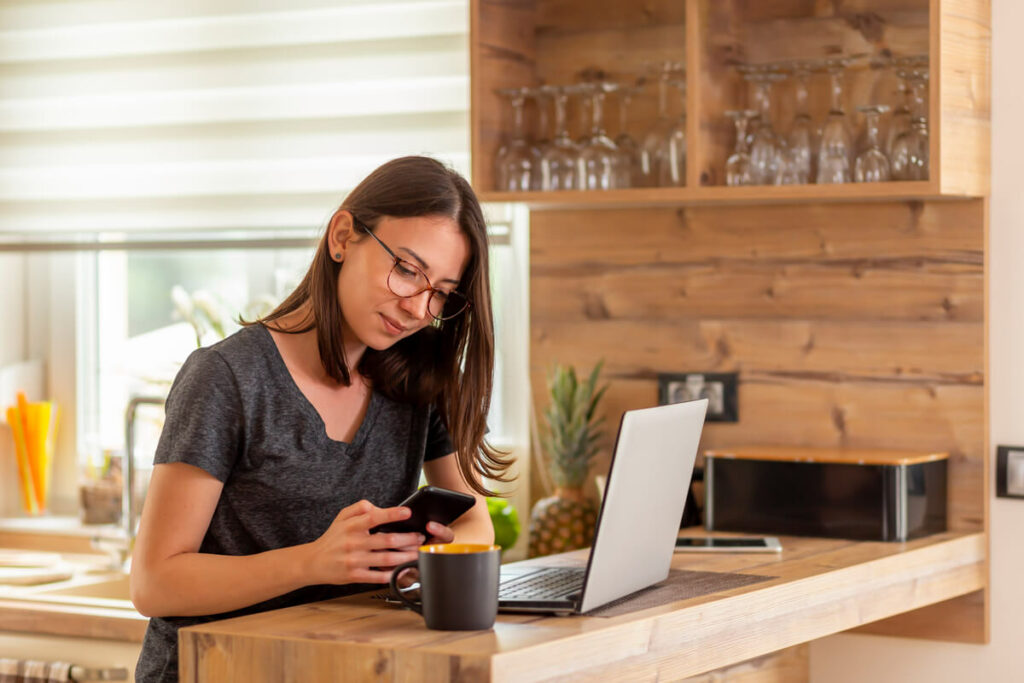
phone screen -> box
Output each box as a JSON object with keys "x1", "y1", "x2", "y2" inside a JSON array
[{"x1": 675, "y1": 537, "x2": 774, "y2": 549}]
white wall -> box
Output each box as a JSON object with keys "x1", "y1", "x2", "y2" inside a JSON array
[{"x1": 810, "y1": 1, "x2": 1021, "y2": 680}]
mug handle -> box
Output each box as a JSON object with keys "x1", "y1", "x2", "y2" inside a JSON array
[{"x1": 389, "y1": 560, "x2": 422, "y2": 614}]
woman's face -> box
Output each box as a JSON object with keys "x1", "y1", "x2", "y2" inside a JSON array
[{"x1": 334, "y1": 213, "x2": 471, "y2": 350}]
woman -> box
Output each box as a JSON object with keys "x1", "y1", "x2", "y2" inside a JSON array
[{"x1": 130, "y1": 156, "x2": 512, "y2": 681}]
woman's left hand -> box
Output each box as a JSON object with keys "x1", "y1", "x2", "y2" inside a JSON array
[
  {"x1": 424, "y1": 521, "x2": 455, "y2": 545},
  {"x1": 392, "y1": 522, "x2": 456, "y2": 593}
]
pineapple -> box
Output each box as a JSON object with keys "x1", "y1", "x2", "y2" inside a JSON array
[{"x1": 528, "y1": 362, "x2": 608, "y2": 558}]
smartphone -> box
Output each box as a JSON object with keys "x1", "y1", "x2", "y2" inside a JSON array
[
  {"x1": 370, "y1": 486, "x2": 476, "y2": 535},
  {"x1": 674, "y1": 536, "x2": 782, "y2": 553}
]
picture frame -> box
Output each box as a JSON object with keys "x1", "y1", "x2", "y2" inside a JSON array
[{"x1": 658, "y1": 372, "x2": 738, "y2": 422}]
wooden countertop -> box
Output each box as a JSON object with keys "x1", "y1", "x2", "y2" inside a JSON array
[{"x1": 179, "y1": 531, "x2": 985, "y2": 682}]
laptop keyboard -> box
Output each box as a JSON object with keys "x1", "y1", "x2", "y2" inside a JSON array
[{"x1": 499, "y1": 567, "x2": 585, "y2": 600}]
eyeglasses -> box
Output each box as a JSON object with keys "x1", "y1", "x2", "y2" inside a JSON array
[{"x1": 353, "y1": 217, "x2": 471, "y2": 321}]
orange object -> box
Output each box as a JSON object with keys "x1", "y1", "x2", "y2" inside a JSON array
[
  {"x1": 6, "y1": 405, "x2": 38, "y2": 515},
  {"x1": 31, "y1": 402, "x2": 53, "y2": 512}
]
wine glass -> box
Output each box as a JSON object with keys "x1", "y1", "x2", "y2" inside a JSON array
[
  {"x1": 816, "y1": 57, "x2": 853, "y2": 184},
  {"x1": 740, "y1": 65, "x2": 784, "y2": 185},
  {"x1": 854, "y1": 105, "x2": 891, "y2": 182},
  {"x1": 493, "y1": 87, "x2": 534, "y2": 192},
  {"x1": 577, "y1": 82, "x2": 622, "y2": 191},
  {"x1": 613, "y1": 81, "x2": 643, "y2": 188},
  {"x1": 890, "y1": 67, "x2": 930, "y2": 181},
  {"x1": 887, "y1": 55, "x2": 927, "y2": 158},
  {"x1": 724, "y1": 110, "x2": 756, "y2": 186},
  {"x1": 537, "y1": 85, "x2": 579, "y2": 191},
  {"x1": 527, "y1": 86, "x2": 553, "y2": 191},
  {"x1": 659, "y1": 76, "x2": 687, "y2": 187},
  {"x1": 783, "y1": 60, "x2": 815, "y2": 184},
  {"x1": 639, "y1": 61, "x2": 680, "y2": 187}
]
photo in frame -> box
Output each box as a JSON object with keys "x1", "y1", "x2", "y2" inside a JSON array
[{"x1": 658, "y1": 372, "x2": 738, "y2": 422}]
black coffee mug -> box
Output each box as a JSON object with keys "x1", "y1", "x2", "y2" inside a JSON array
[{"x1": 389, "y1": 543, "x2": 501, "y2": 630}]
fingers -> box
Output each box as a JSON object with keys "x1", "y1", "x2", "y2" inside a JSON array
[
  {"x1": 353, "y1": 569, "x2": 405, "y2": 585},
  {"x1": 337, "y1": 499, "x2": 377, "y2": 521},
  {"x1": 368, "y1": 532, "x2": 424, "y2": 550},
  {"x1": 362, "y1": 505, "x2": 412, "y2": 530},
  {"x1": 425, "y1": 522, "x2": 455, "y2": 543}
]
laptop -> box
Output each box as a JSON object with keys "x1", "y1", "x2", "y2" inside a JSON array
[{"x1": 497, "y1": 398, "x2": 708, "y2": 614}]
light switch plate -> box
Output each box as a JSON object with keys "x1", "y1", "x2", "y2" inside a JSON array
[{"x1": 996, "y1": 446, "x2": 1024, "y2": 499}]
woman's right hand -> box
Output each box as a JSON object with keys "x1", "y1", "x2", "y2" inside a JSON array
[{"x1": 306, "y1": 500, "x2": 424, "y2": 586}]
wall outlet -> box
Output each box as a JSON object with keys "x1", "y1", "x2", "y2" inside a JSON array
[
  {"x1": 658, "y1": 372, "x2": 739, "y2": 422},
  {"x1": 996, "y1": 446, "x2": 1024, "y2": 499}
]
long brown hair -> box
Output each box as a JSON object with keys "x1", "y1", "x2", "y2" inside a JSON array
[{"x1": 251, "y1": 156, "x2": 511, "y2": 495}]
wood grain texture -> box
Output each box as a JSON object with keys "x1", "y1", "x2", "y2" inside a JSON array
[
  {"x1": 936, "y1": 0, "x2": 991, "y2": 196},
  {"x1": 529, "y1": 198, "x2": 986, "y2": 646},
  {"x1": 178, "y1": 533, "x2": 984, "y2": 682},
  {"x1": 471, "y1": 0, "x2": 538, "y2": 192},
  {"x1": 471, "y1": 0, "x2": 988, "y2": 199},
  {"x1": 682, "y1": 644, "x2": 808, "y2": 683},
  {"x1": 849, "y1": 588, "x2": 985, "y2": 642}
]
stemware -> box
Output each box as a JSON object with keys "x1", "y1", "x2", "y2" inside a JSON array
[
  {"x1": 890, "y1": 67, "x2": 930, "y2": 181},
  {"x1": 537, "y1": 85, "x2": 578, "y2": 191},
  {"x1": 659, "y1": 76, "x2": 687, "y2": 187},
  {"x1": 613, "y1": 81, "x2": 643, "y2": 188},
  {"x1": 724, "y1": 110, "x2": 756, "y2": 186},
  {"x1": 527, "y1": 86, "x2": 553, "y2": 191},
  {"x1": 577, "y1": 82, "x2": 623, "y2": 191},
  {"x1": 854, "y1": 105, "x2": 891, "y2": 182},
  {"x1": 816, "y1": 57, "x2": 853, "y2": 184},
  {"x1": 886, "y1": 55, "x2": 927, "y2": 158},
  {"x1": 493, "y1": 87, "x2": 534, "y2": 192},
  {"x1": 639, "y1": 62, "x2": 680, "y2": 187},
  {"x1": 781, "y1": 60, "x2": 815, "y2": 184},
  {"x1": 740, "y1": 66, "x2": 784, "y2": 185}
]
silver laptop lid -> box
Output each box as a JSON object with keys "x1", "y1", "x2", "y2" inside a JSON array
[{"x1": 577, "y1": 399, "x2": 707, "y2": 613}]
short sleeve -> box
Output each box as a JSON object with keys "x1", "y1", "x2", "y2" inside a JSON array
[
  {"x1": 424, "y1": 404, "x2": 455, "y2": 461},
  {"x1": 153, "y1": 347, "x2": 244, "y2": 482}
]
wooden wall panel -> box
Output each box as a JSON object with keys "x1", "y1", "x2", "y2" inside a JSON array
[
  {"x1": 529, "y1": 198, "x2": 985, "y2": 531},
  {"x1": 937, "y1": 0, "x2": 992, "y2": 196}
]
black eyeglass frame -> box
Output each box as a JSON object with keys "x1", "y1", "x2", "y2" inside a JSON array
[{"x1": 350, "y1": 216, "x2": 471, "y2": 321}]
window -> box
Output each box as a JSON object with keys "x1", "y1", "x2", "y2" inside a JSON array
[{"x1": 2, "y1": 1, "x2": 531, "y2": 522}]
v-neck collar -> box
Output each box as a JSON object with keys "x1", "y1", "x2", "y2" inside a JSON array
[{"x1": 256, "y1": 324, "x2": 380, "y2": 452}]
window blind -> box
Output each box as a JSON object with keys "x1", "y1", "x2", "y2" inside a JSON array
[{"x1": 0, "y1": 0, "x2": 470, "y2": 237}]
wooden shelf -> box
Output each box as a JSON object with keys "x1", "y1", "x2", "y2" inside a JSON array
[
  {"x1": 471, "y1": 0, "x2": 990, "y2": 204},
  {"x1": 481, "y1": 180, "x2": 943, "y2": 209}
]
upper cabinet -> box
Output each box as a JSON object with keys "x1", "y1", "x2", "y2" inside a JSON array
[{"x1": 470, "y1": 0, "x2": 990, "y2": 206}]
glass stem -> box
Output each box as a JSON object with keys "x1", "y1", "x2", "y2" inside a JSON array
[
  {"x1": 735, "y1": 117, "x2": 750, "y2": 154},
  {"x1": 865, "y1": 111, "x2": 881, "y2": 149},
  {"x1": 757, "y1": 81, "x2": 772, "y2": 126},
  {"x1": 795, "y1": 72, "x2": 810, "y2": 118},
  {"x1": 553, "y1": 93, "x2": 569, "y2": 139},
  {"x1": 618, "y1": 94, "x2": 630, "y2": 136},
  {"x1": 829, "y1": 68, "x2": 844, "y2": 113},
  {"x1": 590, "y1": 91, "x2": 605, "y2": 136},
  {"x1": 910, "y1": 75, "x2": 928, "y2": 121},
  {"x1": 657, "y1": 77, "x2": 669, "y2": 119},
  {"x1": 511, "y1": 96, "x2": 526, "y2": 140}
]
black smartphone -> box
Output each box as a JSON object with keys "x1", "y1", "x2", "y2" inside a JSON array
[{"x1": 370, "y1": 485, "x2": 476, "y2": 535}]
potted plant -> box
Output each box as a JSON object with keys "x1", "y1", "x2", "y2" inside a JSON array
[{"x1": 528, "y1": 361, "x2": 608, "y2": 558}]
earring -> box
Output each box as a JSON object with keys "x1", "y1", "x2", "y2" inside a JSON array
[{"x1": 334, "y1": 252, "x2": 341, "y2": 261}]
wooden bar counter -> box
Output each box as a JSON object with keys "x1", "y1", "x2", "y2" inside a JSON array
[{"x1": 179, "y1": 531, "x2": 984, "y2": 682}]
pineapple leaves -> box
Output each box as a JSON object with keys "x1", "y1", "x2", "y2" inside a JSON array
[{"x1": 542, "y1": 360, "x2": 609, "y2": 489}]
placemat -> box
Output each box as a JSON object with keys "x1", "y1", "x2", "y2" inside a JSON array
[{"x1": 585, "y1": 569, "x2": 774, "y2": 618}]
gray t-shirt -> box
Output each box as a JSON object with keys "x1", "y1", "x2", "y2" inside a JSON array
[{"x1": 135, "y1": 325, "x2": 453, "y2": 682}]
